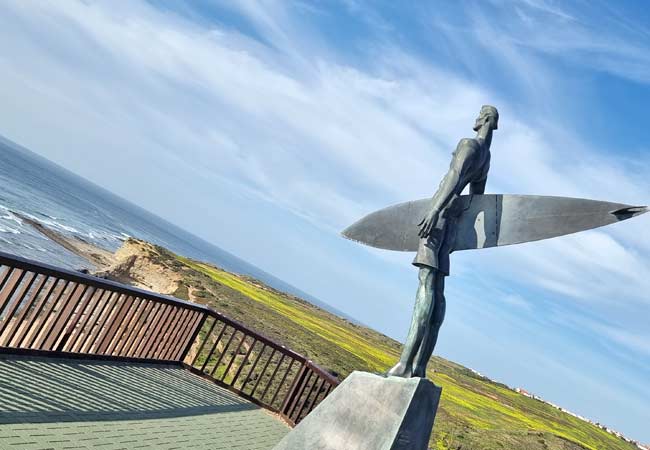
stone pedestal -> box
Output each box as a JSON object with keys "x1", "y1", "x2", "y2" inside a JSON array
[{"x1": 273, "y1": 371, "x2": 442, "y2": 450}]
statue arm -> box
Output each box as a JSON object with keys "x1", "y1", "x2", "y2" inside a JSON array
[
  {"x1": 470, "y1": 154, "x2": 489, "y2": 195},
  {"x1": 418, "y1": 143, "x2": 476, "y2": 238},
  {"x1": 470, "y1": 178, "x2": 487, "y2": 195},
  {"x1": 429, "y1": 144, "x2": 476, "y2": 212}
]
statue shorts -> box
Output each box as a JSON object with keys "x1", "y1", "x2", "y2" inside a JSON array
[{"x1": 412, "y1": 200, "x2": 463, "y2": 276}]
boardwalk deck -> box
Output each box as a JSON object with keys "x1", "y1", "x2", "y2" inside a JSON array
[{"x1": 0, "y1": 354, "x2": 289, "y2": 450}]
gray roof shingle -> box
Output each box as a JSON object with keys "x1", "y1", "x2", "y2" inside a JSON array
[{"x1": 0, "y1": 355, "x2": 288, "y2": 450}]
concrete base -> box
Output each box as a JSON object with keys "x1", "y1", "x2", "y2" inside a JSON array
[{"x1": 272, "y1": 371, "x2": 442, "y2": 450}]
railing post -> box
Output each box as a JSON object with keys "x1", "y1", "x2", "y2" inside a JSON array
[
  {"x1": 178, "y1": 311, "x2": 207, "y2": 362},
  {"x1": 280, "y1": 362, "x2": 308, "y2": 421}
]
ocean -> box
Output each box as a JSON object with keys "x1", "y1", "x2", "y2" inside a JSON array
[{"x1": 0, "y1": 135, "x2": 339, "y2": 314}]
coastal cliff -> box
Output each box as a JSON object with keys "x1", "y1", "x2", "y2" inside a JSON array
[{"x1": 93, "y1": 239, "x2": 182, "y2": 295}]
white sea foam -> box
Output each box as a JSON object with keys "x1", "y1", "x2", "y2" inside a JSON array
[
  {"x1": 1, "y1": 212, "x2": 23, "y2": 225},
  {"x1": 42, "y1": 219, "x2": 79, "y2": 233},
  {"x1": 0, "y1": 226, "x2": 21, "y2": 234},
  {"x1": 86, "y1": 230, "x2": 122, "y2": 244},
  {"x1": 54, "y1": 223, "x2": 79, "y2": 233},
  {"x1": 23, "y1": 212, "x2": 79, "y2": 234}
]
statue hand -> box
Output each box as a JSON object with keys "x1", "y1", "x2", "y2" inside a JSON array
[{"x1": 418, "y1": 209, "x2": 440, "y2": 238}]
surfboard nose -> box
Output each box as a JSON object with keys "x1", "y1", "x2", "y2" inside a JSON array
[
  {"x1": 341, "y1": 226, "x2": 353, "y2": 240},
  {"x1": 341, "y1": 222, "x2": 366, "y2": 244}
]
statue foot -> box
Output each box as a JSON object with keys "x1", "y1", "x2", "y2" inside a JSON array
[
  {"x1": 412, "y1": 366, "x2": 427, "y2": 378},
  {"x1": 386, "y1": 361, "x2": 413, "y2": 378}
]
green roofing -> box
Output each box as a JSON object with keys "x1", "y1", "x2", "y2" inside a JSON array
[{"x1": 0, "y1": 354, "x2": 288, "y2": 450}]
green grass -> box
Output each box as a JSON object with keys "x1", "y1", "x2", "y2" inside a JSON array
[{"x1": 143, "y1": 247, "x2": 636, "y2": 450}]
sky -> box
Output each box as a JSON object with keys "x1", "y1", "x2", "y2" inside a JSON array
[{"x1": 0, "y1": 0, "x2": 648, "y2": 442}]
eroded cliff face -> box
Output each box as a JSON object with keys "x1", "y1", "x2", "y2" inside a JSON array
[
  {"x1": 19, "y1": 212, "x2": 182, "y2": 296},
  {"x1": 93, "y1": 238, "x2": 182, "y2": 295}
]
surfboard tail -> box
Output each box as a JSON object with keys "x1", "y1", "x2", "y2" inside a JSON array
[{"x1": 610, "y1": 206, "x2": 648, "y2": 219}]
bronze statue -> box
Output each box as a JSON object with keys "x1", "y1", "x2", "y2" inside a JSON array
[
  {"x1": 387, "y1": 105, "x2": 497, "y2": 377},
  {"x1": 342, "y1": 105, "x2": 647, "y2": 378}
]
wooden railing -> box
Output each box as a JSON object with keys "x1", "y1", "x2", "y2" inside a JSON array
[
  {"x1": 184, "y1": 309, "x2": 339, "y2": 425},
  {"x1": 0, "y1": 251, "x2": 338, "y2": 424}
]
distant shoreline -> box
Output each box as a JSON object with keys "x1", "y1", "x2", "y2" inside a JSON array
[
  {"x1": 16, "y1": 211, "x2": 362, "y2": 324},
  {"x1": 13, "y1": 211, "x2": 114, "y2": 269}
]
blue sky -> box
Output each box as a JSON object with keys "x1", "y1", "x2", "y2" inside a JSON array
[{"x1": 0, "y1": 0, "x2": 648, "y2": 442}]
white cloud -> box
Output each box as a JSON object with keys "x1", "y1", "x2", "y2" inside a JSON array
[
  {"x1": 0, "y1": 0, "x2": 648, "y2": 440},
  {"x1": 0, "y1": 0, "x2": 647, "y2": 330},
  {"x1": 461, "y1": 0, "x2": 650, "y2": 85}
]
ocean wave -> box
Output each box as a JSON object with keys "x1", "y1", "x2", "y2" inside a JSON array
[
  {"x1": 23, "y1": 243, "x2": 49, "y2": 253},
  {"x1": 86, "y1": 230, "x2": 124, "y2": 243},
  {"x1": 1, "y1": 211, "x2": 24, "y2": 225},
  {"x1": 48, "y1": 221, "x2": 79, "y2": 233},
  {"x1": 38, "y1": 212, "x2": 58, "y2": 220},
  {"x1": 22, "y1": 212, "x2": 80, "y2": 234},
  {"x1": 0, "y1": 226, "x2": 20, "y2": 234}
]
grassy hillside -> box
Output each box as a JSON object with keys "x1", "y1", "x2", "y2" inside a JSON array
[{"x1": 118, "y1": 241, "x2": 635, "y2": 450}]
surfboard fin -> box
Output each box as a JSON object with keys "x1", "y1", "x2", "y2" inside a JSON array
[{"x1": 610, "y1": 206, "x2": 648, "y2": 219}]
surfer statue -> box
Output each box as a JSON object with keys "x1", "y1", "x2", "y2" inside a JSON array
[
  {"x1": 387, "y1": 105, "x2": 498, "y2": 378},
  {"x1": 277, "y1": 105, "x2": 647, "y2": 450},
  {"x1": 342, "y1": 105, "x2": 647, "y2": 379}
]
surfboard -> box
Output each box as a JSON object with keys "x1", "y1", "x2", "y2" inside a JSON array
[{"x1": 341, "y1": 194, "x2": 648, "y2": 252}]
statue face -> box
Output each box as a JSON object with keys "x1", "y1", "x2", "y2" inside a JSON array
[
  {"x1": 473, "y1": 107, "x2": 498, "y2": 131},
  {"x1": 473, "y1": 111, "x2": 488, "y2": 131}
]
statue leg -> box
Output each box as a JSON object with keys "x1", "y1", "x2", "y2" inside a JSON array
[
  {"x1": 387, "y1": 267, "x2": 436, "y2": 378},
  {"x1": 412, "y1": 273, "x2": 446, "y2": 377}
]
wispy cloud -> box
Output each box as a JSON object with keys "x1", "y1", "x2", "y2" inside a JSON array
[
  {"x1": 434, "y1": 0, "x2": 650, "y2": 86},
  {"x1": 0, "y1": 0, "x2": 648, "y2": 441}
]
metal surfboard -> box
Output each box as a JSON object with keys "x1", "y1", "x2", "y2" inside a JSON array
[{"x1": 341, "y1": 194, "x2": 648, "y2": 252}]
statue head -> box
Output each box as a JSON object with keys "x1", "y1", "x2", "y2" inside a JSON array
[{"x1": 473, "y1": 105, "x2": 499, "y2": 132}]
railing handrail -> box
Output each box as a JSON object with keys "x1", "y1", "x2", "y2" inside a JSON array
[
  {"x1": 0, "y1": 250, "x2": 335, "y2": 376},
  {"x1": 305, "y1": 359, "x2": 339, "y2": 386},
  {"x1": 0, "y1": 249, "x2": 340, "y2": 424},
  {"x1": 0, "y1": 250, "x2": 208, "y2": 313},
  {"x1": 199, "y1": 311, "x2": 339, "y2": 383},
  {"x1": 0, "y1": 249, "x2": 338, "y2": 383}
]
